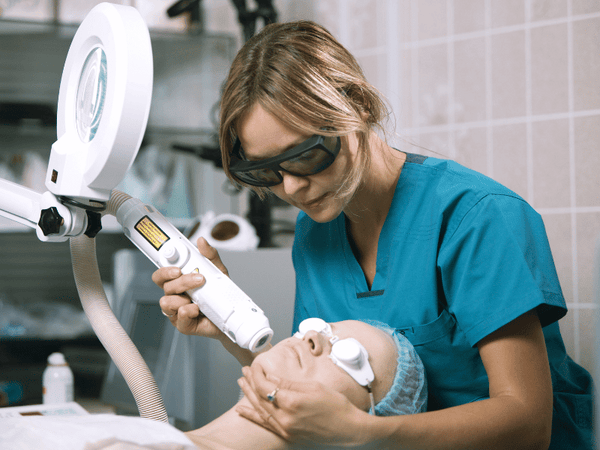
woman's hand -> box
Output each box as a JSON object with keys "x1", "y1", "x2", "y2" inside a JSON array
[
  {"x1": 236, "y1": 365, "x2": 369, "y2": 447},
  {"x1": 152, "y1": 237, "x2": 230, "y2": 339}
]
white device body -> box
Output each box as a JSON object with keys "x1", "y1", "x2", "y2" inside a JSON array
[{"x1": 116, "y1": 198, "x2": 273, "y2": 352}]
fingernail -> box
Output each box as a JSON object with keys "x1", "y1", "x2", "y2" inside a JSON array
[
  {"x1": 169, "y1": 268, "x2": 181, "y2": 277},
  {"x1": 193, "y1": 273, "x2": 204, "y2": 283}
]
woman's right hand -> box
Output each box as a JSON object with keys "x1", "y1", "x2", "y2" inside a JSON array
[{"x1": 151, "y1": 237, "x2": 230, "y2": 340}]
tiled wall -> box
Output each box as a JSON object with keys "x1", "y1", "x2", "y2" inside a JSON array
[{"x1": 316, "y1": 0, "x2": 600, "y2": 373}]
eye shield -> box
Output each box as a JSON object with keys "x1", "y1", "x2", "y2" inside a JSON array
[
  {"x1": 294, "y1": 317, "x2": 375, "y2": 387},
  {"x1": 229, "y1": 135, "x2": 341, "y2": 187}
]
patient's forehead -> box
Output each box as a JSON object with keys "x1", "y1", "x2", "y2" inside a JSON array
[{"x1": 331, "y1": 320, "x2": 387, "y2": 344}]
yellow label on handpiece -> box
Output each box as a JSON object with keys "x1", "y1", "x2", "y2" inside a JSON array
[{"x1": 134, "y1": 216, "x2": 170, "y2": 250}]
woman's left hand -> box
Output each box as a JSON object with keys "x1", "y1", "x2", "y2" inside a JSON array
[{"x1": 236, "y1": 365, "x2": 369, "y2": 446}]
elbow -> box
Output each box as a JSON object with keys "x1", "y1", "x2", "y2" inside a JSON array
[
  {"x1": 539, "y1": 420, "x2": 552, "y2": 450},
  {"x1": 532, "y1": 425, "x2": 552, "y2": 450},
  {"x1": 523, "y1": 411, "x2": 552, "y2": 450}
]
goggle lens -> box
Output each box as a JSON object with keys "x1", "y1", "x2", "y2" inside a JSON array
[
  {"x1": 229, "y1": 135, "x2": 341, "y2": 187},
  {"x1": 240, "y1": 168, "x2": 281, "y2": 185}
]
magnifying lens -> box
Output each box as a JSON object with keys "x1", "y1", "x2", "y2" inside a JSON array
[
  {"x1": 76, "y1": 46, "x2": 107, "y2": 143},
  {"x1": 45, "y1": 3, "x2": 153, "y2": 202}
]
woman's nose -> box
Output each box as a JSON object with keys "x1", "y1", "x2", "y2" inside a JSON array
[
  {"x1": 280, "y1": 171, "x2": 309, "y2": 195},
  {"x1": 302, "y1": 330, "x2": 327, "y2": 356}
]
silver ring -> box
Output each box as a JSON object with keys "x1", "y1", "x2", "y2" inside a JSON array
[
  {"x1": 267, "y1": 388, "x2": 279, "y2": 403},
  {"x1": 161, "y1": 310, "x2": 175, "y2": 318}
]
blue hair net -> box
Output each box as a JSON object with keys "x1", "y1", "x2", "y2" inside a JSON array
[{"x1": 362, "y1": 319, "x2": 427, "y2": 416}]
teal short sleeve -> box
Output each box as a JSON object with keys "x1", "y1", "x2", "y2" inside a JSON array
[{"x1": 438, "y1": 193, "x2": 567, "y2": 346}]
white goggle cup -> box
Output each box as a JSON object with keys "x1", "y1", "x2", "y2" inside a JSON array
[{"x1": 294, "y1": 318, "x2": 374, "y2": 386}]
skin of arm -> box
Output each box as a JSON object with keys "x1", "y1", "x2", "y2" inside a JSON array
[
  {"x1": 186, "y1": 397, "x2": 288, "y2": 450},
  {"x1": 238, "y1": 311, "x2": 553, "y2": 450}
]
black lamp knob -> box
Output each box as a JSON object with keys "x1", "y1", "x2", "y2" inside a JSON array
[{"x1": 38, "y1": 206, "x2": 63, "y2": 236}]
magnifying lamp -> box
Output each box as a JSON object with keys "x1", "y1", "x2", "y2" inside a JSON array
[{"x1": 46, "y1": 3, "x2": 153, "y2": 203}]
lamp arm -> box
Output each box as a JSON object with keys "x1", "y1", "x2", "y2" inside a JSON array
[{"x1": 0, "y1": 178, "x2": 88, "y2": 242}]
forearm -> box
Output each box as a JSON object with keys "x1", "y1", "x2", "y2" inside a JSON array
[{"x1": 354, "y1": 396, "x2": 551, "y2": 450}]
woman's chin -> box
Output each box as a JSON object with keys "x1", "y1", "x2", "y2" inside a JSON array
[{"x1": 302, "y1": 205, "x2": 343, "y2": 223}]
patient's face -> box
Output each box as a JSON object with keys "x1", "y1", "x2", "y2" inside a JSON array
[{"x1": 251, "y1": 320, "x2": 397, "y2": 411}]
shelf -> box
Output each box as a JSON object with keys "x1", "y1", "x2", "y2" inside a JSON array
[{"x1": 0, "y1": 17, "x2": 234, "y2": 43}]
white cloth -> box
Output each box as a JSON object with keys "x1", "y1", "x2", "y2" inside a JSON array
[{"x1": 0, "y1": 414, "x2": 196, "y2": 450}]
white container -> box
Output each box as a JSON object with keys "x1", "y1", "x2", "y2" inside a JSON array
[{"x1": 42, "y1": 352, "x2": 74, "y2": 404}]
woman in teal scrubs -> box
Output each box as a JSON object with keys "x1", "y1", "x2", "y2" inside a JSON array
[{"x1": 154, "y1": 21, "x2": 593, "y2": 449}]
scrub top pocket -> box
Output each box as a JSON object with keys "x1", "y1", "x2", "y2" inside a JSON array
[{"x1": 396, "y1": 309, "x2": 490, "y2": 411}]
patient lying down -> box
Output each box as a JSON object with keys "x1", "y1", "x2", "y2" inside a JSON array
[
  {"x1": 186, "y1": 319, "x2": 427, "y2": 450},
  {"x1": 0, "y1": 320, "x2": 425, "y2": 450}
]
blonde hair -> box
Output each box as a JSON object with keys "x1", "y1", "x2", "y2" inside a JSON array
[{"x1": 219, "y1": 20, "x2": 389, "y2": 199}]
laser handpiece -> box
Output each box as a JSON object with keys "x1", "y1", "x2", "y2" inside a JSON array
[{"x1": 116, "y1": 196, "x2": 273, "y2": 352}]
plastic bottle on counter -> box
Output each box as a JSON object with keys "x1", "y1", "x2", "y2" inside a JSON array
[{"x1": 42, "y1": 352, "x2": 74, "y2": 404}]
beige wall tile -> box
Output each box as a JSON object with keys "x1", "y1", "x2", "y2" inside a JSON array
[
  {"x1": 542, "y1": 213, "x2": 574, "y2": 302},
  {"x1": 398, "y1": 48, "x2": 414, "y2": 130},
  {"x1": 491, "y1": 0, "x2": 525, "y2": 28},
  {"x1": 417, "y1": 44, "x2": 448, "y2": 126},
  {"x1": 572, "y1": 0, "x2": 600, "y2": 15},
  {"x1": 531, "y1": 0, "x2": 568, "y2": 21},
  {"x1": 417, "y1": 0, "x2": 447, "y2": 40},
  {"x1": 455, "y1": 127, "x2": 489, "y2": 174},
  {"x1": 314, "y1": 2, "x2": 342, "y2": 43},
  {"x1": 357, "y1": 53, "x2": 387, "y2": 97},
  {"x1": 574, "y1": 115, "x2": 600, "y2": 207},
  {"x1": 348, "y1": 0, "x2": 386, "y2": 50},
  {"x1": 532, "y1": 119, "x2": 571, "y2": 208},
  {"x1": 577, "y1": 306, "x2": 596, "y2": 373},
  {"x1": 492, "y1": 31, "x2": 527, "y2": 119},
  {"x1": 573, "y1": 17, "x2": 600, "y2": 111},
  {"x1": 416, "y1": 132, "x2": 451, "y2": 157},
  {"x1": 398, "y1": 0, "x2": 413, "y2": 44},
  {"x1": 492, "y1": 123, "x2": 528, "y2": 197},
  {"x1": 454, "y1": 0, "x2": 486, "y2": 34},
  {"x1": 577, "y1": 212, "x2": 600, "y2": 303},
  {"x1": 454, "y1": 37, "x2": 487, "y2": 123},
  {"x1": 531, "y1": 24, "x2": 569, "y2": 115}
]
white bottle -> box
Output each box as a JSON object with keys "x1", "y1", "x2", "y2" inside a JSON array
[{"x1": 42, "y1": 352, "x2": 74, "y2": 404}]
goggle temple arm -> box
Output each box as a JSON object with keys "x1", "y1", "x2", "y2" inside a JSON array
[{"x1": 367, "y1": 382, "x2": 376, "y2": 416}]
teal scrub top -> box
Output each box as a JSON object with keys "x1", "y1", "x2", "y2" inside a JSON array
[{"x1": 291, "y1": 153, "x2": 593, "y2": 449}]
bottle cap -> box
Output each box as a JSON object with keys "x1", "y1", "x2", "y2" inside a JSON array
[{"x1": 47, "y1": 352, "x2": 67, "y2": 366}]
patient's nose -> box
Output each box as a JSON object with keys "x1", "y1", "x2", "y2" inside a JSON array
[{"x1": 303, "y1": 330, "x2": 326, "y2": 355}]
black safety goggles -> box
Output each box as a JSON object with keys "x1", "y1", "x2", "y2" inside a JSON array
[{"x1": 229, "y1": 135, "x2": 341, "y2": 187}]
